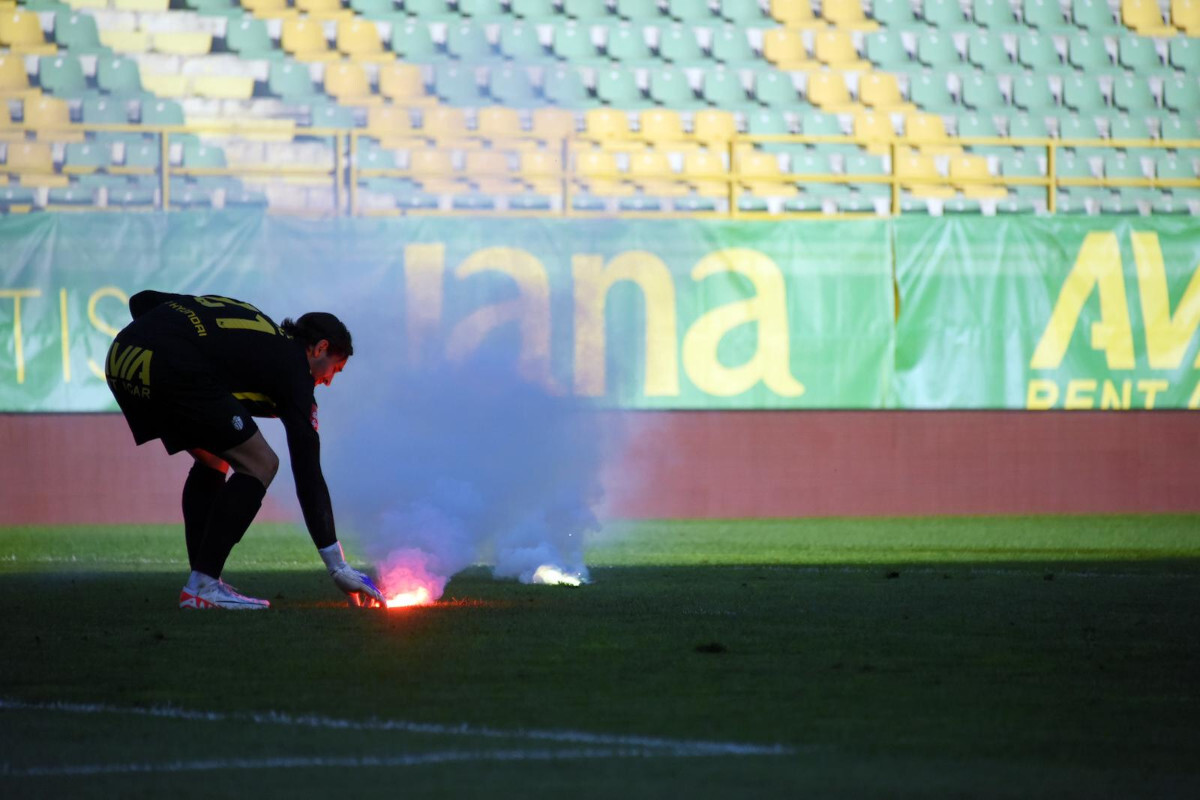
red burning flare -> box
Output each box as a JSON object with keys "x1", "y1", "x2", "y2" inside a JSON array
[{"x1": 378, "y1": 549, "x2": 444, "y2": 609}]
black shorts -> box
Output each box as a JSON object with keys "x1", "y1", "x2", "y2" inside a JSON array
[{"x1": 106, "y1": 331, "x2": 259, "y2": 456}]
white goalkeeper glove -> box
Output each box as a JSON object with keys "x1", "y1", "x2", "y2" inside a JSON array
[{"x1": 319, "y1": 542, "x2": 386, "y2": 606}]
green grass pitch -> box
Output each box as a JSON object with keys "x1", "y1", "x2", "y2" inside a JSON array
[{"x1": 1, "y1": 516, "x2": 1199, "y2": 798}]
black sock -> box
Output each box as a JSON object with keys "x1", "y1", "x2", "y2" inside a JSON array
[
  {"x1": 182, "y1": 462, "x2": 227, "y2": 570},
  {"x1": 193, "y1": 472, "x2": 267, "y2": 579}
]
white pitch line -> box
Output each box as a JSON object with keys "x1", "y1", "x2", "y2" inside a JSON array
[
  {"x1": 0, "y1": 747, "x2": 707, "y2": 777},
  {"x1": 0, "y1": 698, "x2": 793, "y2": 758}
]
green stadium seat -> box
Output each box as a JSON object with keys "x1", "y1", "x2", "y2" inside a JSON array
[
  {"x1": 1072, "y1": 0, "x2": 1123, "y2": 31},
  {"x1": 1061, "y1": 75, "x2": 1106, "y2": 114},
  {"x1": 871, "y1": 0, "x2": 920, "y2": 28},
  {"x1": 499, "y1": 23, "x2": 553, "y2": 63},
  {"x1": 783, "y1": 193, "x2": 827, "y2": 213},
  {"x1": 864, "y1": 30, "x2": 914, "y2": 72},
  {"x1": 120, "y1": 140, "x2": 160, "y2": 169},
  {"x1": 1066, "y1": 32, "x2": 1120, "y2": 76},
  {"x1": 309, "y1": 102, "x2": 357, "y2": 129},
  {"x1": 1057, "y1": 114, "x2": 1104, "y2": 156},
  {"x1": 1000, "y1": 150, "x2": 1049, "y2": 198},
  {"x1": 966, "y1": 30, "x2": 1014, "y2": 72},
  {"x1": 97, "y1": 56, "x2": 145, "y2": 98},
  {"x1": 1007, "y1": 113, "x2": 1050, "y2": 155},
  {"x1": 1156, "y1": 150, "x2": 1197, "y2": 181},
  {"x1": 488, "y1": 64, "x2": 539, "y2": 107},
  {"x1": 226, "y1": 17, "x2": 285, "y2": 61},
  {"x1": 720, "y1": 0, "x2": 771, "y2": 24},
  {"x1": 745, "y1": 106, "x2": 790, "y2": 136},
  {"x1": 595, "y1": 65, "x2": 652, "y2": 108},
  {"x1": 789, "y1": 149, "x2": 838, "y2": 195},
  {"x1": 47, "y1": 184, "x2": 97, "y2": 207},
  {"x1": 1163, "y1": 75, "x2": 1200, "y2": 114},
  {"x1": 63, "y1": 141, "x2": 111, "y2": 173},
  {"x1": 1107, "y1": 113, "x2": 1157, "y2": 158},
  {"x1": 942, "y1": 197, "x2": 984, "y2": 214},
  {"x1": 993, "y1": 195, "x2": 1038, "y2": 213},
  {"x1": 1111, "y1": 75, "x2": 1158, "y2": 114},
  {"x1": 268, "y1": 61, "x2": 322, "y2": 102},
  {"x1": 710, "y1": 26, "x2": 760, "y2": 67},
  {"x1": 82, "y1": 95, "x2": 129, "y2": 126},
  {"x1": 402, "y1": 0, "x2": 456, "y2": 21},
  {"x1": 922, "y1": 0, "x2": 971, "y2": 29},
  {"x1": 542, "y1": 64, "x2": 592, "y2": 107},
  {"x1": 649, "y1": 66, "x2": 703, "y2": 108},
  {"x1": 844, "y1": 151, "x2": 890, "y2": 198},
  {"x1": 1168, "y1": 37, "x2": 1200, "y2": 72},
  {"x1": 511, "y1": 0, "x2": 558, "y2": 20},
  {"x1": 1023, "y1": 0, "x2": 1073, "y2": 31},
  {"x1": 754, "y1": 69, "x2": 801, "y2": 108},
  {"x1": 392, "y1": 21, "x2": 441, "y2": 62},
  {"x1": 916, "y1": 30, "x2": 962, "y2": 70},
  {"x1": 54, "y1": 12, "x2": 108, "y2": 55},
  {"x1": 141, "y1": 98, "x2": 184, "y2": 126},
  {"x1": 1055, "y1": 150, "x2": 1095, "y2": 180},
  {"x1": 37, "y1": 55, "x2": 87, "y2": 97},
  {"x1": 1148, "y1": 194, "x2": 1191, "y2": 213},
  {"x1": 973, "y1": 0, "x2": 1021, "y2": 30},
  {"x1": 1117, "y1": 35, "x2": 1169, "y2": 75},
  {"x1": 1160, "y1": 115, "x2": 1200, "y2": 144},
  {"x1": 1096, "y1": 193, "x2": 1140, "y2": 214},
  {"x1": 799, "y1": 109, "x2": 854, "y2": 157},
  {"x1": 957, "y1": 111, "x2": 1007, "y2": 156},
  {"x1": 1016, "y1": 31, "x2": 1068, "y2": 74},
  {"x1": 182, "y1": 0, "x2": 242, "y2": 16},
  {"x1": 458, "y1": 0, "x2": 507, "y2": 22},
  {"x1": 605, "y1": 23, "x2": 657, "y2": 65},
  {"x1": 181, "y1": 140, "x2": 226, "y2": 170},
  {"x1": 552, "y1": 21, "x2": 606, "y2": 65},
  {"x1": 446, "y1": 21, "x2": 497, "y2": 62},
  {"x1": 348, "y1": 0, "x2": 403, "y2": 19},
  {"x1": 434, "y1": 62, "x2": 487, "y2": 105},
  {"x1": 616, "y1": 0, "x2": 667, "y2": 22},
  {"x1": 960, "y1": 72, "x2": 1006, "y2": 112},
  {"x1": 700, "y1": 66, "x2": 755, "y2": 109},
  {"x1": 658, "y1": 24, "x2": 707, "y2": 66},
  {"x1": 1011, "y1": 73, "x2": 1057, "y2": 112},
  {"x1": 909, "y1": 72, "x2": 957, "y2": 114},
  {"x1": 563, "y1": 0, "x2": 615, "y2": 22},
  {"x1": 668, "y1": 0, "x2": 720, "y2": 23}
]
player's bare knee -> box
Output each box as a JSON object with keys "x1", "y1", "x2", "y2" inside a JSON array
[{"x1": 261, "y1": 449, "x2": 280, "y2": 486}]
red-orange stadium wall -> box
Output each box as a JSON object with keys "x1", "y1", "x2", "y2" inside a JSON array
[{"x1": 1, "y1": 411, "x2": 1197, "y2": 525}]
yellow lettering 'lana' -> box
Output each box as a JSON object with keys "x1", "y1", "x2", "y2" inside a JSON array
[
  {"x1": 1031, "y1": 232, "x2": 1134, "y2": 370},
  {"x1": 573, "y1": 251, "x2": 679, "y2": 397},
  {"x1": 682, "y1": 249, "x2": 804, "y2": 398}
]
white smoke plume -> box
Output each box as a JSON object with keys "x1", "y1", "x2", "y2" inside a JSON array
[{"x1": 317, "y1": 329, "x2": 612, "y2": 602}]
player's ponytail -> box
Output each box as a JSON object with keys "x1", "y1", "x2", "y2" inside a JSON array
[{"x1": 281, "y1": 312, "x2": 354, "y2": 358}]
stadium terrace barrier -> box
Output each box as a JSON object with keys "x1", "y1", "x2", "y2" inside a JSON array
[{"x1": 1, "y1": 122, "x2": 1197, "y2": 216}]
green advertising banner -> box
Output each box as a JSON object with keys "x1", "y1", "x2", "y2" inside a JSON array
[
  {"x1": 892, "y1": 217, "x2": 1200, "y2": 409},
  {"x1": 0, "y1": 212, "x2": 896, "y2": 411}
]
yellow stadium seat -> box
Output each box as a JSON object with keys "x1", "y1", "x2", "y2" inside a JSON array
[
  {"x1": 64, "y1": 0, "x2": 107, "y2": 8},
  {"x1": 806, "y1": 70, "x2": 858, "y2": 113},
  {"x1": 1, "y1": 10, "x2": 57, "y2": 54},
  {"x1": 477, "y1": 106, "x2": 534, "y2": 149},
  {"x1": 736, "y1": 149, "x2": 796, "y2": 197},
  {"x1": 6, "y1": 140, "x2": 68, "y2": 187},
  {"x1": 813, "y1": 29, "x2": 869, "y2": 70},
  {"x1": 575, "y1": 149, "x2": 633, "y2": 196},
  {"x1": 821, "y1": 0, "x2": 879, "y2": 30},
  {"x1": 113, "y1": 0, "x2": 169, "y2": 10},
  {"x1": 0, "y1": 52, "x2": 38, "y2": 99},
  {"x1": 762, "y1": 28, "x2": 814, "y2": 70},
  {"x1": 520, "y1": 149, "x2": 564, "y2": 195},
  {"x1": 242, "y1": 0, "x2": 296, "y2": 17},
  {"x1": 420, "y1": 106, "x2": 478, "y2": 149},
  {"x1": 904, "y1": 112, "x2": 961, "y2": 156},
  {"x1": 530, "y1": 107, "x2": 577, "y2": 145},
  {"x1": 858, "y1": 72, "x2": 915, "y2": 114},
  {"x1": 365, "y1": 104, "x2": 425, "y2": 149},
  {"x1": 297, "y1": 0, "x2": 352, "y2": 18},
  {"x1": 692, "y1": 109, "x2": 737, "y2": 149},
  {"x1": 378, "y1": 63, "x2": 436, "y2": 106},
  {"x1": 684, "y1": 149, "x2": 730, "y2": 198},
  {"x1": 628, "y1": 149, "x2": 689, "y2": 196},
  {"x1": 949, "y1": 153, "x2": 1007, "y2": 199},
  {"x1": 1122, "y1": 0, "x2": 1178, "y2": 34},
  {"x1": 464, "y1": 149, "x2": 523, "y2": 194},
  {"x1": 639, "y1": 109, "x2": 687, "y2": 147},
  {"x1": 1174, "y1": 0, "x2": 1200, "y2": 33},
  {"x1": 192, "y1": 74, "x2": 255, "y2": 100},
  {"x1": 281, "y1": 17, "x2": 337, "y2": 62},
  {"x1": 100, "y1": 30, "x2": 151, "y2": 54},
  {"x1": 24, "y1": 95, "x2": 83, "y2": 142},
  {"x1": 853, "y1": 111, "x2": 896, "y2": 156},
  {"x1": 337, "y1": 19, "x2": 393, "y2": 62},
  {"x1": 141, "y1": 72, "x2": 191, "y2": 97},
  {"x1": 583, "y1": 108, "x2": 640, "y2": 152},
  {"x1": 769, "y1": 0, "x2": 826, "y2": 29},
  {"x1": 896, "y1": 148, "x2": 954, "y2": 198},
  {"x1": 152, "y1": 32, "x2": 213, "y2": 56},
  {"x1": 324, "y1": 61, "x2": 379, "y2": 105},
  {"x1": 409, "y1": 147, "x2": 465, "y2": 194}
]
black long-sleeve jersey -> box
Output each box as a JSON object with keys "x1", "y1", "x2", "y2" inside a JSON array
[{"x1": 128, "y1": 290, "x2": 337, "y2": 549}]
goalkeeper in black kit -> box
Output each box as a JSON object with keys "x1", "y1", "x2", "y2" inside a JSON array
[{"x1": 105, "y1": 290, "x2": 385, "y2": 610}]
